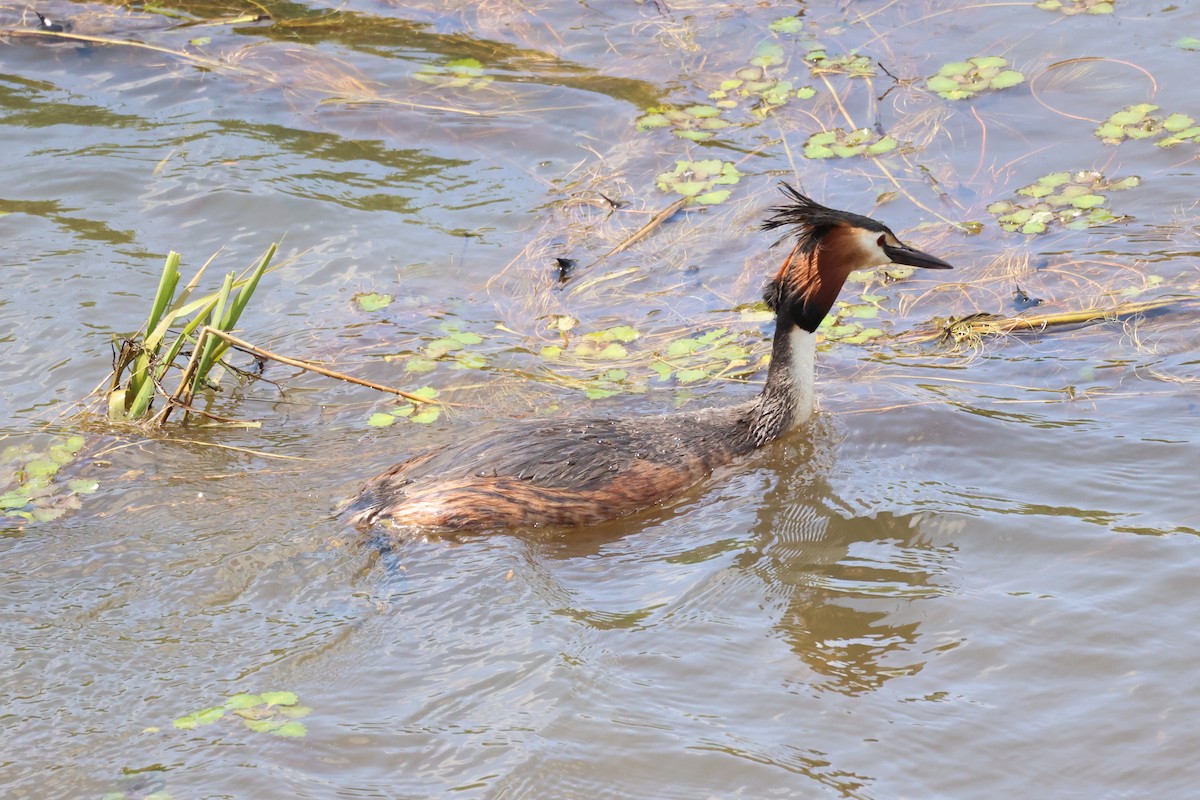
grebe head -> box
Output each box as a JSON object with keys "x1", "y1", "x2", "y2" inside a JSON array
[{"x1": 761, "y1": 183, "x2": 953, "y2": 332}]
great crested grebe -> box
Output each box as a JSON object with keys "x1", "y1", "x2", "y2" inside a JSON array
[{"x1": 347, "y1": 184, "x2": 953, "y2": 531}]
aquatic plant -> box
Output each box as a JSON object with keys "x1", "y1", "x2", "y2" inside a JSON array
[
  {"x1": 654, "y1": 159, "x2": 742, "y2": 205},
  {"x1": 106, "y1": 246, "x2": 275, "y2": 424},
  {"x1": 803, "y1": 128, "x2": 900, "y2": 159},
  {"x1": 804, "y1": 48, "x2": 876, "y2": 78},
  {"x1": 637, "y1": 103, "x2": 732, "y2": 142},
  {"x1": 367, "y1": 386, "x2": 440, "y2": 427},
  {"x1": 649, "y1": 327, "x2": 757, "y2": 385},
  {"x1": 926, "y1": 57, "x2": 1025, "y2": 100},
  {"x1": 413, "y1": 57, "x2": 492, "y2": 91},
  {"x1": 353, "y1": 292, "x2": 394, "y2": 312},
  {"x1": 0, "y1": 435, "x2": 94, "y2": 524},
  {"x1": 1035, "y1": 0, "x2": 1114, "y2": 14},
  {"x1": 1094, "y1": 104, "x2": 1200, "y2": 147},
  {"x1": 172, "y1": 691, "x2": 311, "y2": 737},
  {"x1": 768, "y1": 15, "x2": 804, "y2": 35},
  {"x1": 986, "y1": 171, "x2": 1139, "y2": 234}
]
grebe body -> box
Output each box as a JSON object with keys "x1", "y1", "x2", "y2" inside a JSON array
[{"x1": 347, "y1": 186, "x2": 952, "y2": 531}]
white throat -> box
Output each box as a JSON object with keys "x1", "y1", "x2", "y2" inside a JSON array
[{"x1": 787, "y1": 327, "x2": 817, "y2": 425}]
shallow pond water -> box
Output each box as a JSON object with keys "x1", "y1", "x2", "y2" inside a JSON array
[{"x1": 2, "y1": 0, "x2": 1199, "y2": 797}]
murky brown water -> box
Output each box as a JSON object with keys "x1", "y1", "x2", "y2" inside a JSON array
[{"x1": 2, "y1": 1, "x2": 1199, "y2": 797}]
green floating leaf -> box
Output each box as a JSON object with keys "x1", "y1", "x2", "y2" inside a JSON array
[
  {"x1": 67, "y1": 479, "x2": 99, "y2": 495},
  {"x1": 667, "y1": 338, "x2": 704, "y2": 357},
  {"x1": 693, "y1": 190, "x2": 731, "y2": 205},
  {"x1": 410, "y1": 408, "x2": 441, "y2": 424},
  {"x1": 260, "y1": 691, "x2": 299, "y2": 707},
  {"x1": 751, "y1": 41, "x2": 785, "y2": 68},
  {"x1": 405, "y1": 357, "x2": 437, "y2": 374},
  {"x1": 448, "y1": 330, "x2": 482, "y2": 345},
  {"x1": 173, "y1": 706, "x2": 226, "y2": 730},
  {"x1": 803, "y1": 128, "x2": 899, "y2": 160},
  {"x1": 24, "y1": 460, "x2": 59, "y2": 479},
  {"x1": 929, "y1": 56, "x2": 1023, "y2": 99},
  {"x1": 272, "y1": 720, "x2": 308, "y2": 737},
  {"x1": 367, "y1": 413, "x2": 395, "y2": 428},
  {"x1": 353, "y1": 292, "x2": 393, "y2": 312},
  {"x1": 225, "y1": 693, "x2": 263, "y2": 709},
  {"x1": 768, "y1": 15, "x2": 804, "y2": 34},
  {"x1": 1178, "y1": 36, "x2": 1200, "y2": 51},
  {"x1": 990, "y1": 70, "x2": 1025, "y2": 89}
]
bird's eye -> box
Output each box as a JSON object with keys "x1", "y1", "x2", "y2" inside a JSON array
[{"x1": 877, "y1": 234, "x2": 887, "y2": 247}]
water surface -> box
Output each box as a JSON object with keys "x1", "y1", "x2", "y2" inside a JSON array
[{"x1": 2, "y1": 1, "x2": 1198, "y2": 797}]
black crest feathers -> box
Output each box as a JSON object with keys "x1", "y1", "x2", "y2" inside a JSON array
[{"x1": 761, "y1": 182, "x2": 887, "y2": 254}]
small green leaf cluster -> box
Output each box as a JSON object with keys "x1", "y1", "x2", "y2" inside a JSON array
[
  {"x1": 710, "y1": 72, "x2": 816, "y2": 119},
  {"x1": 541, "y1": 324, "x2": 641, "y2": 363},
  {"x1": 819, "y1": 295, "x2": 888, "y2": 344},
  {"x1": 367, "y1": 386, "x2": 440, "y2": 427},
  {"x1": 650, "y1": 327, "x2": 756, "y2": 385},
  {"x1": 655, "y1": 160, "x2": 742, "y2": 205},
  {"x1": 1094, "y1": 104, "x2": 1200, "y2": 147},
  {"x1": 803, "y1": 128, "x2": 900, "y2": 159},
  {"x1": 540, "y1": 325, "x2": 644, "y2": 399},
  {"x1": 173, "y1": 691, "x2": 311, "y2": 737},
  {"x1": 804, "y1": 48, "x2": 876, "y2": 78},
  {"x1": 1035, "y1": 0, "x2": 1114, "y2": 15},
  {"x1": 414, "y1": 58, "x2": 492, "y2": 91},
  {"x1": 403, "y1": 325, "x2": 487, "y2": 374},
  {"x1": 637, "y1": 104, "x2": 732, "y2": 142},
  {"x1": 926, "y1": 57, "x2": 1025, "y2": 100},
  {"x1": 1, "y1": 436, "x2": 94, "y2": 524},
  {"x1": 353, "y1": 292, "x2": 394, "y2": 312},
  {"x1": 987, "y1": 171, "x2": 1139, "y2": 234}
]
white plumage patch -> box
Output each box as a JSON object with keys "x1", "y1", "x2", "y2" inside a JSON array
[{"x1": 789, "y1": 327, "x2": 817, "y2": 424}]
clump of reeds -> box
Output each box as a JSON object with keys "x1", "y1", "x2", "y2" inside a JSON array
[{"x1": 105, "y1": 245, "x2": 276, "y2": 426}]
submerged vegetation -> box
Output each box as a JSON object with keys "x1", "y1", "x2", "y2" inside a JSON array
[{"x1": 0, "y1": 435, "x2": 94, "y2": 523}]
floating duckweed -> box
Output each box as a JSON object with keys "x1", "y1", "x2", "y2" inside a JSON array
[
  {"x1": 1178, "y1": 37, "x2": 1200, "y2": 51},
  {"x1": 1035, "y1": 0, "x2": 1114, "y2": 14},
  {"x1": 367, "y1": 386, "x2": 439, "y2": 427},
  {"x1": 804, "y1": 49, "x2": 876, "y2": 78},
  {"x1": 987, "y1": 171, "x2": 1139, "y2": 233},
  {"x1": 353, "y1": 292, "x2": 393, "y2": 312},
  {"x1": 926, "y1": 56, "x2": 1025, "y2": 100},
  {"x1": 1095, "y1": 104, "x2": 1200, "y2": 147},
  {"x1": 803, "y1": 128, "x2": 901, "y2": 160},
  {"x1": 637, "y1": 104, "x2": 733, "y2": 142},
  {"x1": 655, "y1": 160, "x2": 742, "y2": 205},
  {"x1": 173, "y1": 691, "x2": 311, "y2": 737},
  {"x1": 2, "y1": 435, "x2": 93, "y2": 524},
  {"x1": 414, "y1": 58, "x2": 492, "y2": 91}
]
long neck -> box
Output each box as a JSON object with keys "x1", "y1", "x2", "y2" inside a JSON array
[{"x1": 744, "y1": 315, "x2": 817, "y2": 447}]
